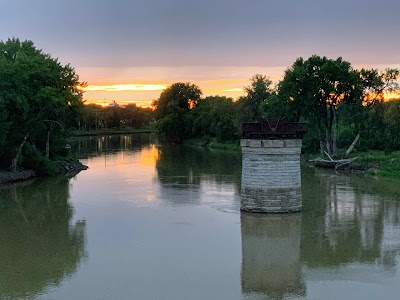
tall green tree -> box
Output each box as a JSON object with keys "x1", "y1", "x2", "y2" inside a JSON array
[
  {"x1": 154, "y1": 82, "x2": 202, "y2": 143},
  {"x1": 191, "y1": 95, "x2": 239, "y2": 142},
  {"x1": 383, "y1": 100, "x2": 400, "y2": 150},
  {"x1": 154, "y1": 82, "x2": 202, "y2": 119},
  {"x1": 279, "y1": 55, "x2": 360, "y2": 157},
  {"x1": 0, "y1": 38, "x2": 85, "y2": 171},
  {"x1": 343, "y1": 68, "x2": 400, "y2": 156},
  {"x1": 239, "y1": 74, "x2": 273, "y2": 122}
]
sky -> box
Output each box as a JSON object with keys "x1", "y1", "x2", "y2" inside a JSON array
[{"x1": 1, "y1": 0, "x2": 399, "y2": 107}]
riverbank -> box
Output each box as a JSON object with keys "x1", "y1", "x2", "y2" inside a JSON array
[
  {"x1": 0, "y1": 170, "x2": 36, "y2": 184},
  {"x1": 0, "y1": 160, "x2": 88, "y2": 185},
  {"x1": 353, "y1": 151, "x2": 400, "y2": 178},
  {"x1": 308, "y1": 150, "x2": 400, "y2": 179}
]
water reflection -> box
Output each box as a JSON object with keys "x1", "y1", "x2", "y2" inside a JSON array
[
  {"x1": 156, "y1": 144, "x2": 241, "y2": 185},
  {"x1": 0, "y1": 177, "x2": 86, "y2": 300},
  {"x1": 300, "y1": 170, "x2": 400, "y2": 299},
  {"x1": 155, "y1": 144, "x2": 241, "y2": 209},
  {"x1": 69, "y1": 133, "x2": 157, "y2": 158},
  {"x1": 2, "y1": 137, "x2": 399, "y2": 299},
  {"x1": 241, "y1": 213, "x2": 305, "y2": 299},
  {"x1": 301, "y1": 168, "x2": 400, "y2": 270}
]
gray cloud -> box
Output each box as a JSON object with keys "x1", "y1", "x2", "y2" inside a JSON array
[{"x1": 1, "y1": 0, "x2": 399, "y2": 68}]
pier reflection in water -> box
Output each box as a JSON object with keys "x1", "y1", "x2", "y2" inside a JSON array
[
  {"x1": 241, "y1": 213, "x2": 305, "y2": 299},
  {"x1": 0, "y1": 177, "x2": 86, "y2": 300}
]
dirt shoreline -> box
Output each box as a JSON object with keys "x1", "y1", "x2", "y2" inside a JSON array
[
  {"x1": 0, "y1": 170, "x2": 36, "y2": 184},
  {"x1": 0, "y1": 161, "x2": 88, "y2": 185}
]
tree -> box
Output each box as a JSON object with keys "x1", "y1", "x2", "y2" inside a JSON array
[
  {"x1": 259, "y1": 93, "x2": 292, "y2": 120},
  {"x1": 383, "y1": 100, "x2": 400, "y2": 150},
  {"x1": 343, "y1": 68, "x2": 400, "y2": 156},
  {"x1": 238, "y1": 74, "x2": 273, "y2": 122},
  {"x1": 0, "y1": 100, "x2": 10, "y2": 151},
  {"x1": 154, "y1": 82, "x2": 202, "y2": 142},
  {"x1": 120, "y1": 104, "x2": 153, "y2": 128},
  {"x1": 279, "y1": 55, "x2": 360, "y2": 157},
  {"x1": 80, "y1": 104, "x2": 103, "y2": 130},
  {"x1": 191, "y1": 96, "x2": 239, "y2": 142},
  {"x1": 0, "y1": 38, "x2": 85, "y2": 171},
  {"x1": 154, "y1": 82, "x2": 202, "y2": 119}
]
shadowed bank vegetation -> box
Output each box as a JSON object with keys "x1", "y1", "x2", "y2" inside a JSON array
[{"x1": 76, "y1": 103, "x2": 154, "y2": 132}]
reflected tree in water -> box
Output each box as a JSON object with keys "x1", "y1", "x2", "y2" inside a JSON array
[
  {"x1": 155, "y1": 144, "x2": 241, "y2": 207},
  {"x1": 156, "y1": 144, "x2": 241, "y2": 186},
  {"x1": 301, "y1": 167, "x2": 400, "y2": 269},
  {"x1": 0, "y1": 177, "x2": 86, "y2": 299},
  {"x1": 69, "y1": 134, "x2": 157, "y2": 159}
]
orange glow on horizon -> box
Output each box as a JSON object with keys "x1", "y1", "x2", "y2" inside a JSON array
[
  {"x1": 81, "y1": 83, "x2": 168, "y2": 92},
  {"x1": 363, "y1": 91, "x2": 400, "y2": 103},
  {"x1": 83, "y1": 99, "x2": 153, "y2": 108},
  {"x1": 384, "y1": 91, "x2": 400, "y2": 100},
  {"x1": 222, "y1": 88, "x2": 244, "y2": 92}
]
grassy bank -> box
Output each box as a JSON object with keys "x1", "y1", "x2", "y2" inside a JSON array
[
  {"x1": 353, "y1": 151, "x2": 400, "y2": 178},
  {"x1": 308, "y1": 150, "x2": 400, "y2": 179}
]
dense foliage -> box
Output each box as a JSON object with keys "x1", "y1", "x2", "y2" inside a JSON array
[
  {"x1": 0, "y1": 38, "x2": 84, "y2": 173},
  {"x1": 154, "y1": 56, "x2": 399, "y2": 157},
  {"x1": 1, "y1": 38, "x2": 399, "y2": 175},
  {"x1": 78, "y1": 103, "x2": 153, "y2": 130},
  {"x1": 152, "y1": 77, "x2": 275, "y2": 143},
  {"x1": 279, "y1": 56, "x2": 361, "y2": 157},
  {"x1": 153, "y1": 82, "x2": 202, "y2": 143}
]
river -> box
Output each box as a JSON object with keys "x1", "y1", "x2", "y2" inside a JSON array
[{"x1": 1, "y1": 134, "x2": 400, "y2": 300}]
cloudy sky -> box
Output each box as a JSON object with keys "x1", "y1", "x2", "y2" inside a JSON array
[{"x1": 1, "y1": 0, "x2": 399, "y2": 106}]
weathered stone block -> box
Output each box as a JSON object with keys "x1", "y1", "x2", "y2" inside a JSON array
[
  {"x1": 249, "y1": 140, "x2": 262, "y2": 148},
  {"x1": 284, "y1": 139, "x2": 302, "y2": 148},
  {"x1": 263, "y1": 139, "x2": 284, "y2": 148}
]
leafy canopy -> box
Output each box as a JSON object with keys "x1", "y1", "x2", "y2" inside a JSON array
[{"x1": 0, "y1": 38, "x2": 85, "y2": 169}]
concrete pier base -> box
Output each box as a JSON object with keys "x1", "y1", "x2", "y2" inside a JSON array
[{"x1": 240, "y1": 139, "x2": 302, "y2": 213}]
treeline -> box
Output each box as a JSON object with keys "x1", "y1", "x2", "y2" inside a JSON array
[
  {"x1": 0, "y1": 38, "x2": 155, "y2": 174},
  {"x1": 79, "y1": 104, "x2": 153, "y2": 130},
  {"x1": 1, "y1": 37, "x2": 399, "y2": 175},
  {"x1": 153, "y1": 57, "x2": 400, "y2": 157}
]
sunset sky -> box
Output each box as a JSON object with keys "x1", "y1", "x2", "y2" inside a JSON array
[{"x1": 1, "y1": 0, "x2": 399, "y2": 107}]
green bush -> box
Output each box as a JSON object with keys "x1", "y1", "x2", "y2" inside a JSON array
[{"x1": 21, "y1": 143, "x2": 61, "y2": 176}]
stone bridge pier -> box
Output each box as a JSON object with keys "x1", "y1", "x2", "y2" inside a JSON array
[{"x1": 240, "y1": 120, "x2": 307, "y2": 213}]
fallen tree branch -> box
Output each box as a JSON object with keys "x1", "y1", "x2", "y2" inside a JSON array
[
  {"x1": 324, "y1": 151, "x2": 334, "y2": 161},
  {"x1": 345, "y1": 133, "x2": 360, "y2": 157},
  {"x1": 309, "y1": 156, "x2": 358, "y2": 169}
]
